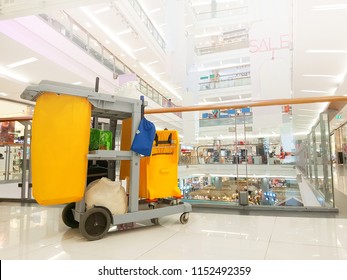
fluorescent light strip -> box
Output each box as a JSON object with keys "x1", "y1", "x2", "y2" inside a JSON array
[
  {"x1": 298, "y1": 108, "x2": 319, "y2": 112},
  {"x1": 133, "y1": 47, "x2": 147, "y2": 52},
  {"x1": 116, "y1": 28, "x2": 132, "y2": 36},
  {"x1": 81, "y1": 7, "x2": 136, "y2": 59},
  {"x1": 146, "y1": 60, "x2": 159, "y2": 66},
  {"x1": 197, "y1": 62, "x2": 250, "y2": 72},
  {"x1": 194, "y1": 32, "x2": 221, "y2": 38},
  {"x1": 149, "y1": 8, "x2": 161, "y2": 13},
  {"x1": 306, "y1": 50, "x2": 347, "y2": 54},
  {"x1": 302, "y1": 74, "x2": 336, "y2": 78},
  {"x1": 0, "y1": 66, "x2": 29, "y2": 83},
  {"x1": 94, "y1": 6, "x2": 110, "y2": 14},
  {"x1": 198, "y1": 97, "x2": 252, "y2": 105},
  {"x1": 312, "y1": 4, "x2": 347, "y2": 11},
  {"x1": 297, "y1": 114, "x2": 315, "y2": 117},
  {"x1": 139, "y1": 63, "x2": 182, "y2": 100},
  {"x1": 7, "y1": 57, "x2": 37, "y2": 68},
  {"x1": 301, "y1": 90, "x2": 330, "y2": 94}
]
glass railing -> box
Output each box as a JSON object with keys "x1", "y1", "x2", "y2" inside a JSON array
[
  {"x1": 128, "y1": 0, "x2": 166, "y2": 51},
  {"x1": 138, "y1": 80, "x2": 182, "y2": 118},
  {"x1": 38, "y1": 13, "x2": 180, "y2": 115},
  {"x1": 199, "y1": 114, "x2": 253, "y2": 127},
  {"x1": 144, "y1": 97, "x2": 347, "y2": 210},
  {"x1": 199, "y1": 74, "x2": 251, "y2": 91}
]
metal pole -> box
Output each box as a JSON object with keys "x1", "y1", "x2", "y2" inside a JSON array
[{"x1": 21, "y1": 122, "x2": 29, "y2": 201}]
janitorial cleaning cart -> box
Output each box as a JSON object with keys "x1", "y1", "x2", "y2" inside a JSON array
[{"x1": 21, "y1": 80, "x2": 192, "y2": 241}]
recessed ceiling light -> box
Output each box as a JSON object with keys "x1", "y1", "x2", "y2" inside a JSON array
[
  {"x1": 72, "y1": 81, "x2": 82, "y2": 85},
  {"x1": 0, "y1": 92, "x2": 8, "y2": 96},
  {"x1": 7, "y1": 57, "x2": 38, "y2": 68}
]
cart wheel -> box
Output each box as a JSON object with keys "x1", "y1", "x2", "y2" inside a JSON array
[
  {"x1": 148, "y1": 203, "x2": 156, "y2": 209},
  {"x1": 79, "y1": 207, "x2": 111, "y2": 241},
  {"x1": 62, "y1": 202, "x2": 79, "y2": 228},
  {"x1": 180, "y1": 212, "x2": 189, "y2": 224},
  {"x1": 151, "y1": 218, "x2": 159, "y2": 225}
]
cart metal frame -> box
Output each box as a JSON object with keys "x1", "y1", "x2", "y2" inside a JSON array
[{"x1": 21, "y1": 80, "x2": 192, "y2": 240}]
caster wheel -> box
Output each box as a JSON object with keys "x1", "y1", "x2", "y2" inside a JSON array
[
  {"x1": 62, "y1": 202, "x2": 79, "y2": 228},
  {"x1": 79, "y1": 207, "x2": 111, "y2": 241},
  {"x1": 180, "y1": 212, "x2": 189, "y2": 224},
  {"x1": 148, "y1": 203, "x2": 156, "y2": 209},
  {"x1": 170, "y1": 200, "x2": 176, "y2": 206},
  {"x1": 151, "y1": 218, "x2": 159, "y2": 225}
]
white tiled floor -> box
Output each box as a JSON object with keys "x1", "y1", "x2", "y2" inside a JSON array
[{"x1": 1, "y1": 202, "x2": 347, "y2": 260}]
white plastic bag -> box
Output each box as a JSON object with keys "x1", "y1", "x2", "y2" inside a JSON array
[{"x1": 85, "y1": 177, "x2": 127, "y2": 215}]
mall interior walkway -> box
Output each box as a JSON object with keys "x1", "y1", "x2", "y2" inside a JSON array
[{"x1": 1, "y1": 165, "x2": 347, "y2": 260}]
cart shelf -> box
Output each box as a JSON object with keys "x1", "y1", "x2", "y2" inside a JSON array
[{"x1": 88, "y1": 150, "x2": 132, "y2": 161}]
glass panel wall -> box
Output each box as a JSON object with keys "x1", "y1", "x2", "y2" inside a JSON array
[
  {"x1": 0, "y1": 120, "x2": 31, "y2": 200},
  {"x1": 331, "y1": 120, "x2": 347, "y2": 196},
  {"x1": 296, "y1": 112, "x2": 334, "y2": 207},
  {"x1": 176, "y1": 106, "x2": 334, "y2": 210}
]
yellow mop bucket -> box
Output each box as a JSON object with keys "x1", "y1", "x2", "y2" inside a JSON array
[{"x1": 139, "y1": 130, "x2": 181, "y2": 199}]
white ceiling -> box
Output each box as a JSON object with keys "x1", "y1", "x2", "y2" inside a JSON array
[{"x1": 0, "y1": 0, "x2": 347, "y2": 140}]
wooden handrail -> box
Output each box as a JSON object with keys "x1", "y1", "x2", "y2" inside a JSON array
[
  {"x1": 1, "y1": 96, "x2": 346, "y2": 118},
  {"x1": 0, "y1": 116, "x2": 32, "y2": 122},
  {"x1": 145, "y1": 95, "x2": 347, "y2": 114}
]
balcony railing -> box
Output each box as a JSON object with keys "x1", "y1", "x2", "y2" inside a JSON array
[
  {"x1": 38, "y1": 13, "x2": 180, "y2": 116},
  {"x1": 194, "y1": 6, "x2": 249, "y2": 21},
  {"x1": 127, "y1": 0, "x2": 166, "y2": 51},
  {"x1": 199, "y1": 73, "x2": 251, "y2": 91},
  {"x1": 195, "y1": 39, "x2": 249, "y2": 55}
]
